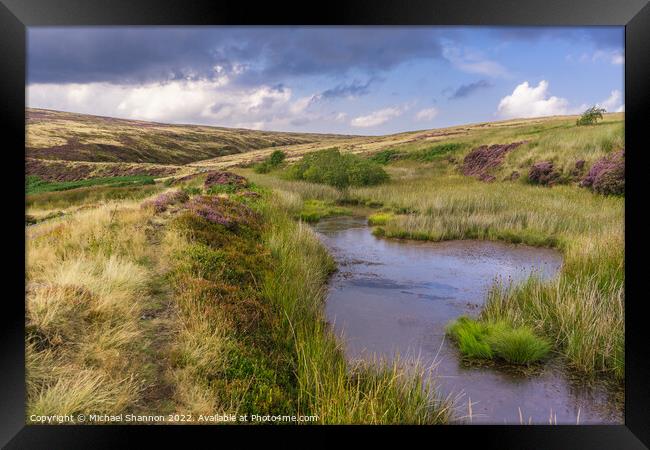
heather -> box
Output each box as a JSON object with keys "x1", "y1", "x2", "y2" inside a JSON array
[
  {"x1": 186, "y1": 195, "x2": 261, "y2": 230},
  {"x1": 141, "y1": 189, "x2": 189, "y2": 213},
  {"x1": 248, "y1": 114, "x2": 624, "y2": 380},
  {"x1": 580, "y1": 149, "x2": 625, "y2": 195},
  {"x1": 461, "y1": 142, "x2": 525, "y2": 182},
  {"x1": 527, "y1": 161, "x2": 561, "y2": 186},
  {"x1": 204, "y1": 171, "x2": 248, "y2": 189}
]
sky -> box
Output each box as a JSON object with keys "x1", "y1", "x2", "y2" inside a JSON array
[{"x1": 27, "y1": 26, "x2": 624, "y2": 135}]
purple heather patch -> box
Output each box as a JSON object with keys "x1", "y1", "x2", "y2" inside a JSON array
[
  {"x1": 186, "y1": 195, "x2": 260, "y2": 229},
  {"x1": 142, "y1": 189, "x2": 189, "y2": 213},
  {"x1": 204, "y1": 171, "x2": 248, "y2": 189},
  {"x1": 580, "y1": 149, "x2": 625, "y2": 195}
]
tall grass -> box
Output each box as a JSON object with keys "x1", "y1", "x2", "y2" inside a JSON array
[
  {"x1": 259, "y1": 193, "x2": 453, "y2": 423},
  {"x1": 249, "y1": 125, "x2": 624, "y2": 381},
  {"x1": 349, "y1": 167, "x2": 624, "y2": 380},
  {"x1": 26, "y1": 201, "x2": 155, "y2": 418}
]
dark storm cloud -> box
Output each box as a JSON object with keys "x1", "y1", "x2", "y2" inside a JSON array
[
  {"x1": 28, "y1": 27, "x2": 443, "y2": 84},
  {"x1": 449, "y1": 79, "x2": 492, "y2": 100},
  {"x1": 492, "y1": 27, "x2": 623, "y2": 49},
  {"x1": 319, "y1": 78, "x2": 376, "y2": 100}
]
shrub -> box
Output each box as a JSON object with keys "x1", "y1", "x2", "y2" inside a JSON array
[
  {"x1": 142, "y1": 189, "x2": 189, "y2": 213},
  {"x1": 286, "y1": 148, "x2": 389, "y2": 189},
  {"x1": 269, "y1": 150, "x2": 286, "y2": 166},
  {"x1": 461, "y1": 142, "x2": 524, "y2": 181},
  {"x1": 580, "y1": 149, "x2": 624, "y2": 195},
  {"x1": 204, "y1": 171, "x2": 248, "y2": 190},
  {"x1": 370, "y1": 149, "x2": 401, "y2": 165},
  {"x1": 446, "y1": 317, "x2": 551, "y2": 365},
  {"x1": 254, "y1": 162, "x2": 271, "y2": 174},
  {"x1": 254, "y1": 150, "x2": 286, "y2": 173},
  {"x1": 527, "y1": 161, "x2": 561, "y2": 186},
  {"x1": 186, "y1": 195, "x2": 261, "y2": 230},
  {"x1": 576, "y1": 106, "x2": 606, "y2": 126}
]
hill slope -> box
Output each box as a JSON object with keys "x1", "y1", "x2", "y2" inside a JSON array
[{"x1": 26, "y1": 108, "x2": 352, "y2": 165}]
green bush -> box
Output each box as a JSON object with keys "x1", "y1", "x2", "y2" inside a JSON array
[
  {"x1": 446, "y1": 316, "x2": 551, "y2": 365},
  {"x1": 576, "y1": 106, "x2": 606, "y2": 126},
  {"x1": 369, "y1": 149, "x2": 401, "y2": 165},
  {"x1": 285, "y1": 148, "x2": 389, "y2": 189},
  {"x1": 254, "y1": 150, "x2": 287, "y2": 174}
]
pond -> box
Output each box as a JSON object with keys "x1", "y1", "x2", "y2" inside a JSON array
[{"x1": 312, "y1": 215, "x2": 622, "y2": 424}]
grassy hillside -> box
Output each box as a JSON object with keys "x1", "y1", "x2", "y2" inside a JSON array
[
  {"x1": 24, "y1": 109, "x2": 624, "y2": 422},
  {"x1": 242, "y1": 112, "x2": 625, "y2": 380},
  {"x1": 26, "y1": 108, "x2": 351, "y2": 165}
]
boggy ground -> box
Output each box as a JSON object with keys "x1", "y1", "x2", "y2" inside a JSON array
[
  {"x1": 24, "y1": 110, "x2": 624, "y2": 423},
  {"x1": 25, "y1": 173, "x2": 453, "y2": 424},
  {"x1": 242, "y1": 113, "x2": 625, "y2": 383}
]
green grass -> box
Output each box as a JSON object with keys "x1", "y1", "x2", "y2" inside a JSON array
[
  {"x1": 249, "y1": 116, "x2": 624, "y2": 381},
  {"x1": 298, "y1": 199, "x2": 351, "y2": 223},
  {"x1": 26, "y1": 174, "x2": 156, "y2": 194},
  {"x1": 369, "y1": 149, "x2": 402, "y2": 164},
  {"x1": 259, "y1": 193, "x2": 452, "y2": 423},
  {"x1": 26, "y1": 183, "x2": 163, "y2": 210},
  {"x1": 157, "y1": 182, "x2": 452, "y2": 422},
  {"x1": 367, "y1": 212, "x2": 393, "y2": 226},
  {"x1": 446, "y1": 317, "x2": 551, "y2": 365},
  {"x1": 409, "y1": 143, "x2": 465, "y2": 162}
]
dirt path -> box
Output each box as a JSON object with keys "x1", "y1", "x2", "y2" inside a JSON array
[{"x1": 133, "y1": 217, "x2": 180, "y2": 417}]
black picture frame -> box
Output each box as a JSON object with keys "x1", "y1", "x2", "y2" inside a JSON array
[{"x1": 2, "y1": 0, "x2": 648, "y2": 448}]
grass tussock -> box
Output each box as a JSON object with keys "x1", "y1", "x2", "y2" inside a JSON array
[
  {"x1": 26, "y1": 202, "x2": 156, "y2": 419},
  {"x1": 367, "y1": 212, "x2": 393, "y2": 226},
  {"x1": 298, "y1": 199, "x2": 351, "y2": 223},
  {"x1": 447, "y1": 317, "x2": 551, "y2": 365}
]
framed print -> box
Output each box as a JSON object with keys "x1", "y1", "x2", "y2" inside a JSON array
[{"x1": 1, "y1": 0, "x2": 648, "y2": 448}]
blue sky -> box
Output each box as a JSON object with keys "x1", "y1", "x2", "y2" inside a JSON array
[{"x1": 27, "y1": 27, "x2": 624, "y2": 135}]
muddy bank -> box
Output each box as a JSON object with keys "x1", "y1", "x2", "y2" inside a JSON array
[{"x1": 312, "y1": 215, "x2": 623, "y2": 424}]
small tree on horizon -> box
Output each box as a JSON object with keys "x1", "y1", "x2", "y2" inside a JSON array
[{"x1": 576, "y1": 106, "x2": 606, "y2": 126}]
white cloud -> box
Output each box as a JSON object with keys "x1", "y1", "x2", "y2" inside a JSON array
[
  {"x1": 597, "y1": 89, "x2": 624, "y2": 113},
  {"x1": 443, "y1": 45, "x2": 510, "y2": 78},
  {"x1": 568, "y1": 50, "x2": 624, "y2": 65},
  {"x1": 334, "y1": 112, "x2": 348, "y2": 122},
  {"x1": 415, "y1": 107, "x2": 439, "y2": 121},
  {"x1": 27, "y1": 79, "x2": 348, "y2": 131},
  {"x1": 497, "y1": 80, "x2": 572, "y2": 118},
  {"x1": 350, "y1": 106, "x2": 404, "y2": 128}
]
